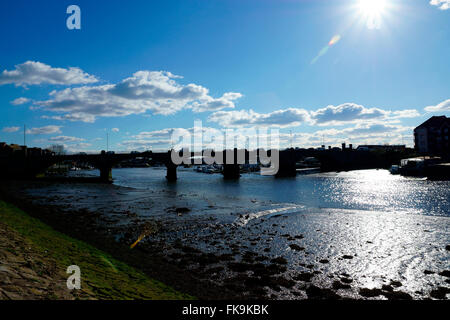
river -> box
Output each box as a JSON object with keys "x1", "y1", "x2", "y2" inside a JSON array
[{"x1": 14, "y1": 168, "x2": 450, "y2": 299}]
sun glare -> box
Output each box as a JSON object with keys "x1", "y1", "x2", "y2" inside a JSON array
[
  {"x1": 358, "y1": 0, "x2": 387, "y2": 17},
  {"x1": 357, "y1": 0, "x2": 388, "y2": 29}
]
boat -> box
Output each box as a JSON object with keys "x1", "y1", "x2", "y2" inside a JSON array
[
  {"x1": 389, "y1": 165, "x2": 400, "y2": 175},
  {"x1": 399, "y1": 157, "x2": 442, "y2": 177},
  {"x1": 399, "y1": 158, "x2": 426, "y2": 176},
  {"x1": 194, "y1": 166, "x2": 203, "y2": 172},
  {"x1": 296, "y1": 167, "x2": 321, "y2": 175},
  {"x1": 202, "y1": 165, "x2": 214, "y2": 174}
]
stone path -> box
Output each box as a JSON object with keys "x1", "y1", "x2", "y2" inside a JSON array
[{"x1": 0, "y1": 222, "x2": 90, "y2": 300}]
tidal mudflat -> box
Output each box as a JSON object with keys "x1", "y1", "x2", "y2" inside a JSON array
[{"x1": 2, "y1": 168, "x2": 449, "y2": 299}]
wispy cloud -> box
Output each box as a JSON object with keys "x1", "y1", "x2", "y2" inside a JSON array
[
  {"x1": 0, "y1": 61, "x2": 98, "y2": 87},
  {"x1": 10, "y1": 97, "x2": 31, "y2": 105},
  {"x1": 48, "y1": 135, "x2": 84, "y2": 143},
  {"x1": 26, "y1": 125, "x2": 62, "y2": 135},
  {"x1": 2, "y1": 126, "x2": 20, "y2": 133}
]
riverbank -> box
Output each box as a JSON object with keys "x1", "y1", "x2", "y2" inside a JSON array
[{"x1": 0, "y1": 200, "x2": 192, "y2": 300}]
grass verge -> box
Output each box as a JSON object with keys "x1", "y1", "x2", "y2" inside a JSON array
[{"x1": 0, "y1": 200, "x2": 193, "y2": 300}]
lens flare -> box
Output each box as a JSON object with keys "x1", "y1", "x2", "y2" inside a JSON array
[
  {"x1": 328, "y1": 35, "x2": 341, "y2": 46},
  {"x1": 311, "y1": 34, "x2": 341, "y2": 64}
]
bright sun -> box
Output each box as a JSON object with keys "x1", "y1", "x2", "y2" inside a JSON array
[{"x1": 358, "y1": 0, "x2": 387, "y2": 16}]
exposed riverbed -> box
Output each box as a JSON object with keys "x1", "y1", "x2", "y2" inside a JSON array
[{"x1": 3, "y1": 168, "x2": 449, "y2": 299}]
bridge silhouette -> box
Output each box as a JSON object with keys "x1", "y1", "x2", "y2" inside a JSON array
[
  {"x1": 0, "y1": 143, "x2": 413, "y2": 183},
  {"x1": 57, "y1": 148, "x2": 297, "y2": 181},
  {"x1": 0, "y1": 147, "x2": 298, "y2": 183}
]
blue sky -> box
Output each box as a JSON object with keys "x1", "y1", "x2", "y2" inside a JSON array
[{"x1": 0, "y1": 0, "x2": 449, "y2": 152}]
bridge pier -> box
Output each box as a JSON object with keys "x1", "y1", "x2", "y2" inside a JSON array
[
  {"x1": 99, "y1": 165, "x2": 113, "y2": 183},
  {"x1": 223, "y1": 164, "x2": 240, "y2": 179},
  {"x1": 166, "y1": 163, "x2": 177, "y2": 182},
  {"x1": 165, "y1": 150, "x2": 178, "y2": 182},
  {"x1": 276, "y1": 149, "x2": 297, "y2": 177},
  {"x1": 222, "y1": 148, "x2": 241, "y2": 179}
]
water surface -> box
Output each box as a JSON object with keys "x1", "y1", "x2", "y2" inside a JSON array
[{"x1": 22, "y1": 168, "x2": 450, "y2": 299}]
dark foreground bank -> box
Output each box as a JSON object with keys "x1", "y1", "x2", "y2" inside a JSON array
[
  {"x1": 0, "y1": 200, "x2": 192, "y2": 300},
  {"x1": 1, "y1": 176, "x2": 449, "y2": 300},
  {"x1": 0, "y1": 184, "x2": 241, "y2": 299}
]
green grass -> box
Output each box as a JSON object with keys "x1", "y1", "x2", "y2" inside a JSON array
[{"x1": 0, "y1": 200, "x2": 194, "y2": 300}]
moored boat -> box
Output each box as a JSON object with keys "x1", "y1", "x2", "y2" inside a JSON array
[{"x1": 389, "y1": 165, "x2": 400, "y2": 175}]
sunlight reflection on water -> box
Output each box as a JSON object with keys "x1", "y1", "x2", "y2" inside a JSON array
[{"x1": 111, "y1": 168, "x2": 450, "y2": 217}]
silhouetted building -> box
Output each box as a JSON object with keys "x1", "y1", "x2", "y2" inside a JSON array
[
  {"x1": 0, "y1": 143, "x2": 53, "y2": 157},
  {"x1": 356, "y1": 145, "x2": 406, "y2": 152},
  {"x1": 414, "y1": 116, "x2": 450, "y2": 155},
  {"x1": 27, "y1": 147, "x2": 44, "y2": 157},
  {"x1": 0, "y1": 143, "x2": 25, "y2": 156}
]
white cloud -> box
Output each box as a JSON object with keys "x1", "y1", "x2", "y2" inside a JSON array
[
  {"x1": 10, "y1": 97, "x2": 31, "y2": 105},
  {"x1": 311, "y1": 103, "x2": 384, "y2": 125},
  {"x1": 41, "y1": 113, "x2": 96, "y2": 123},
  {"x1": 121, "y1": 127, "x2": 228, "y2": 151},
  {"x1": 209, "y1": 108, "x2": 310, "y2": 128},
  {"x1": 191, "y1": 92, "x2": 242, "y2": 112},
  {"x1": 111, "y1": 128, "x2": 120, "y2": 132},
  {"x1": 310, "y1": 103, "x2": 419, "y2": 126},
  {"x1": 430, "y1": 0, "x2": 450, "y2": 10},
  {"x1": 208, "y1": 104, "x2": 419, "y2": 128},
  {"x1": 48, "y1": 135, "x2": 84, "y2": 143},
  {"x1": 35, "y1": 71, "x2": 241, "y2": 122},
  {"x1": 26, "y1": 125, "x2": 62, "y2": 135},
  {"x1": 281, "y1": 123, "x2": 413, "y2": 148},
  {"x1": 391, "y1": 109, "x2": 422, "y2": 119},
  {"x1": 424, "y1": 99, "x2": 450, "y2": 112},
  {"x1": 57, "y1": 142, "x2": 94, "y2": 154},
  {"x1": 314, "y1": 123, "x2": 412, "y2": 138},
  {"x1": 119, "y1": 139, "x2": 169, "y2": 152},
  {"x1": 2, "y1": 126, "x2": 20, "y2": 133},
  {"x1": 119, "y1": 122, "x2": 415, "y2": 152},
  {"x1": 132, "y1": 128, "x2": 182, "y2": 140},
  {"x1": 0, "y1": 61, "x2": 98, "y2": 87}
]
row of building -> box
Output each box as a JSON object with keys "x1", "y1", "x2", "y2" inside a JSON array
[{"x1": 0, "y1": 143, "x2": 54, "y2": 157}]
